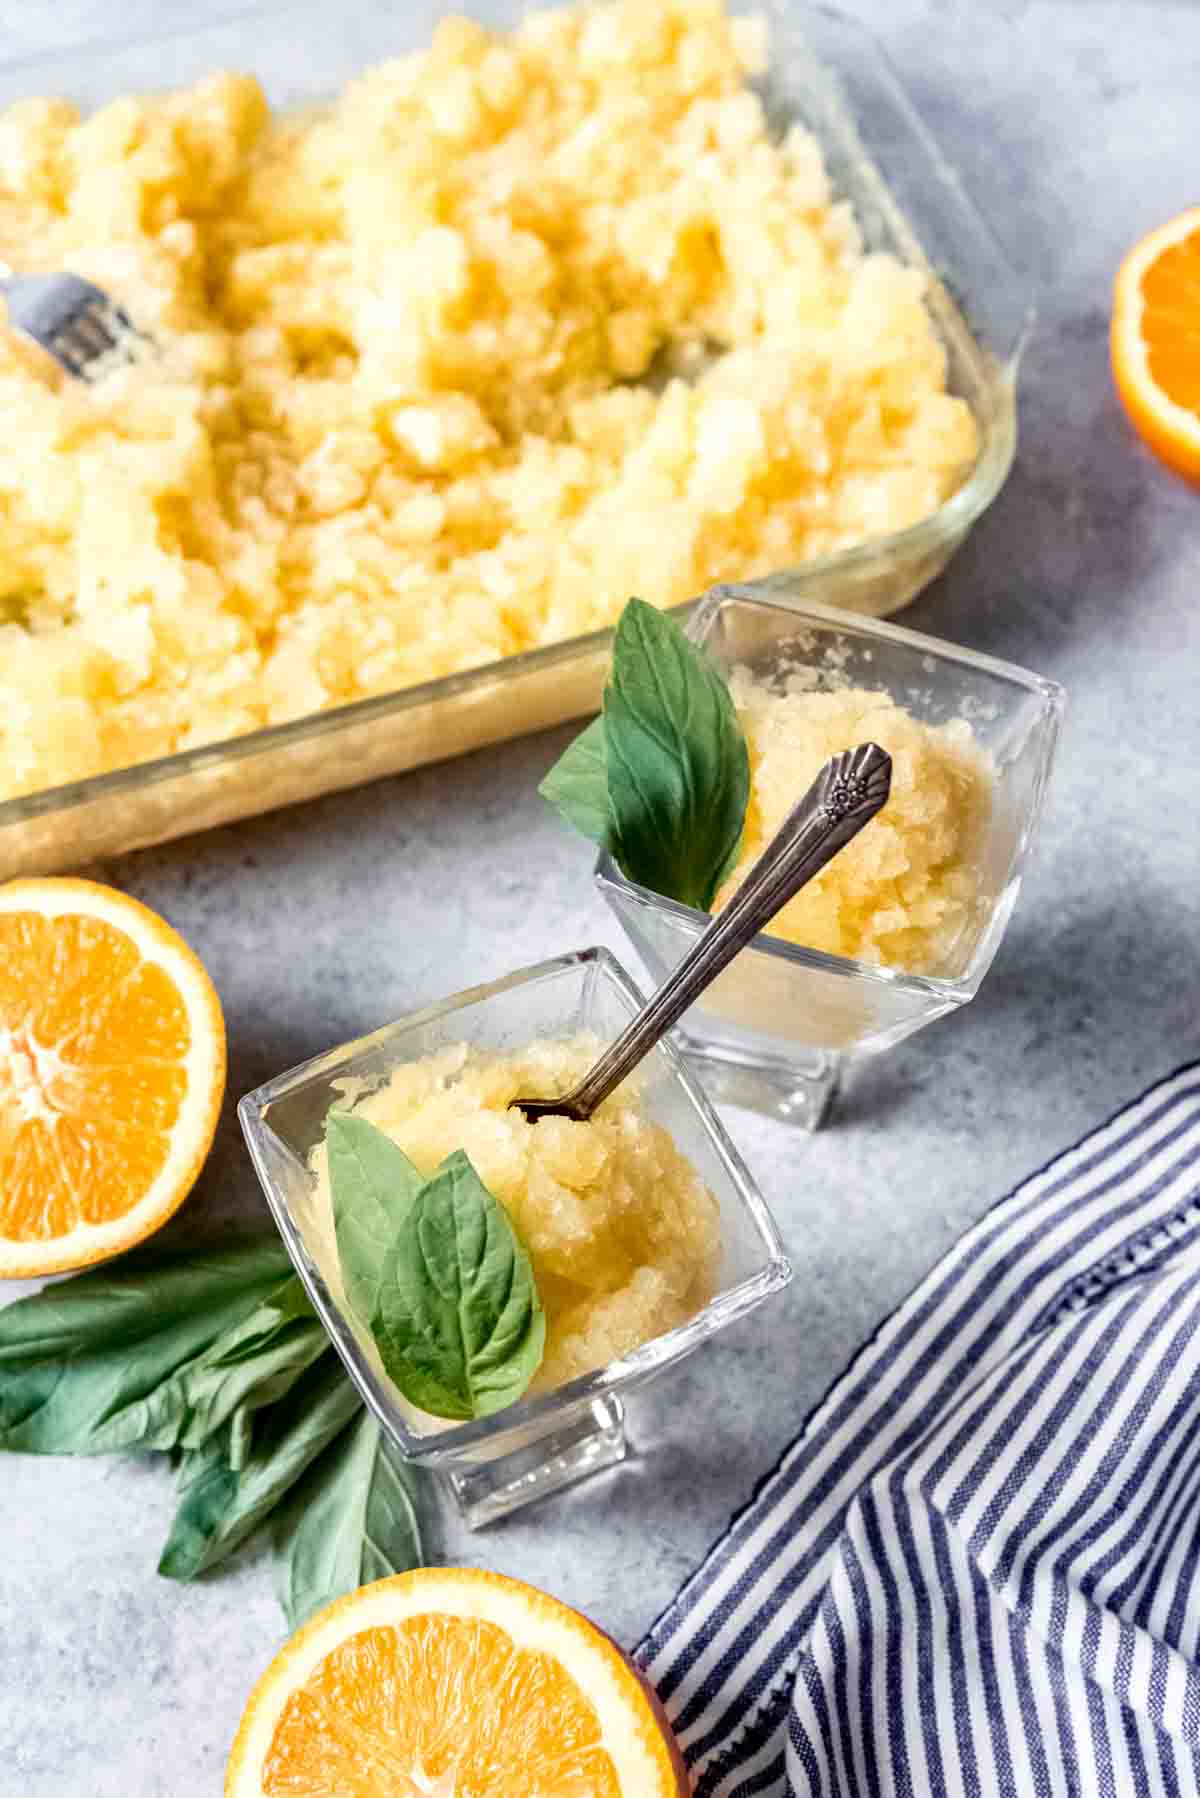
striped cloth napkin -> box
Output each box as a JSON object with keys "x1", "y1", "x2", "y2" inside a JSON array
[{"x1": 636, "y1": 1060, "x2": 1200, "y2": 1797}]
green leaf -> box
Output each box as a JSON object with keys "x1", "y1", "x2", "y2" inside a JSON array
[
  {"x1": 158, "y1": 1352, "x2": 361, "y2": 1582},
  {"x1": 538, "y1": 715, "x2": 614, "y2": 847},
  {"x1": 604, "y1": 597, "x2": 749, "y2": 910},
  {"x1": 372, "y1": 1150, "x2": 545, "y2": 1421},
  {"x1": 173, "y1": 1276, "x2": 327, "y2": 1453},
  {"x1": 0, "y1": 1236, "x2": 295, "y2": 1456},
  {"x1": 0, "y1": 1235, "x2": 293, "y2": 1364},
  {"x1": 273, "y1": 1408, "x2": 423, "y2": 1631},
  {"x1": 228, "y1": 1401, "x2": 259, "y2": 1475},
  {"x1": 157, "y1": 1431, "x2": 239, "y2": 1580},
  {"x1": 326, "y1": 1112, "x2": 425, "y2": 1327}
]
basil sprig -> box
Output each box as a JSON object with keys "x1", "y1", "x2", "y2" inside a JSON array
[
  {"x1": 540, "y1": 597, "x2": 750, "y2": 910},
  {"x1": 158, "y1": 1353, "x2": 362, "y2": 1582},
  {"x1": 0, "y1": 1234, "x2": 423, "y2": 1627},
  {"x1": 273, "y1": 1407, "x2": 422, "y2": 1631},
  {"x1": 0, "y1": 1237, "x2": 299, "y2": 1456},
  {"x1": 327, "y1": 1116, "x2": 545, "y2": 1421}
]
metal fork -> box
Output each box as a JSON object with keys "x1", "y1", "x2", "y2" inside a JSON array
[{"x1": 0, "y1": 261, "x2": 150, "y2": 381}]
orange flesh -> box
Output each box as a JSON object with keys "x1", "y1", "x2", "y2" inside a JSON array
[
  {"x1": 263, "y1": 1614, "x2": 622, "y2": 1796},
  {"x1": 0, "y1": 910, "x2": 189, "y2": 1242},
  {"x1": 1141, "y1": 227, "x2": 1200, "y2": 411}
]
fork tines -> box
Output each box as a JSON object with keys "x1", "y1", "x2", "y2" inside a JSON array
[{"x1": 52, "y1": 299, "x2": 146, "y2": 382}]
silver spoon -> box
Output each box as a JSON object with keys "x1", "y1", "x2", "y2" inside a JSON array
[{"x1": 513, "y1": 741, "x2": 892, "y2": 1124}]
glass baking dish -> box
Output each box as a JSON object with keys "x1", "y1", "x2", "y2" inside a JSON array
[{"x1": 0, "y1": 0, "x2": 1029, "y2": 877}]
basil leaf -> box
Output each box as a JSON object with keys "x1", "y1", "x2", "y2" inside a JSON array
[
  {"x1": 604, "y1": 598, "x2": 749, "y2": 910},
  {"x1": 0, "y1": 1236, "x2": 294, "y2": 1456},
  {"x1": 158, "y1": 1352, "x2": 361, "y2": 1581},
  {"x1": 173, "y1": 1276, "x2": 327, "y2": 1452},
  {"x1": 538, "y1": 715, "x2": 614, "y2": 847},
  {"x1": 327, "y1": 1111, "x2": 425, "y2": 1327},
  {"x1": 273, "y1": 1409, "x2": 423, "y2": 1631},
  {"x1": 228, "y1": 1401, "x2": 258, "y2": 1474},
  {"x1": 157, "y1": 1431, "x2": 239, "y2": 1580},
  {"x1": 541, "y1": 601, "x2": 751, "y2": 909},
  {"x1": 0, "y1": 1235, "x2": 292, "y2": 1363},
  {"x1": 372, "y1": 1150, "x2": 545, "y2": 1421}
]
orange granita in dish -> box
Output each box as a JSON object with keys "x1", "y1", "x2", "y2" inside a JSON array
[
  {"x1": 309, "y1": 1037, "x2": 720, "y2": 1399},
  {"x1": 718, "y1": 670, "x2": 994, "y2": 972},
  {"x1": 0, "y1": 0, "x2": 976, "y2": 803}
]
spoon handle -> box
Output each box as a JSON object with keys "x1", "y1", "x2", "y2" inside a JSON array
[{"x1": 562, "y1": 742, "x2": 892, "y2": 1120}]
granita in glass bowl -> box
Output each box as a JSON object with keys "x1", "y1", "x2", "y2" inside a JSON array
[
  {"x1": 596, "y1": 587, "x2": 1064, "y2": 1127},
  {"x1": 239, "y1": 946, "x2": 790, "y2": 1527}
]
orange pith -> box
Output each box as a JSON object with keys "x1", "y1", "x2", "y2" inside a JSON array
[
  {"x1": 265, "y1": 1614, "x2": 621, "y2": 1795},
  {"x1": 0, "y1": 878, "x2": 225, "y2": 1276},
  {"x1": 226, "y1": 1569, "x2": 686, "y2": 1798},
  {"x1": 1112, "y1": 207, "x2": 1200, "y2": 482}
]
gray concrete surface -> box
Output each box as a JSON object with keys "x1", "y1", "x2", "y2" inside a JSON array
[{"x1": 2, "y1": 2, "x2": 1199, "y2": 1792}]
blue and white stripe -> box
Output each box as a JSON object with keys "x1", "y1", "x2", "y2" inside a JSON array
[{"x1": 637, "y1": 1062, "x2": 1200, "y2": 1796}]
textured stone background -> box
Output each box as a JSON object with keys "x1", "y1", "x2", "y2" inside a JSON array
[{"x1": 1, "y1": 3, "x2": 1198, "y2": 1792}]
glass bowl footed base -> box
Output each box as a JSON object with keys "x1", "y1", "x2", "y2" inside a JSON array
[{"x1": 442, "y1": 1396, "x2": 628, "y2": 1529}]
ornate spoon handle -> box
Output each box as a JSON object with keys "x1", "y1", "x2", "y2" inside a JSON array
[{"x1": 514, "y1": 742, "x2": 891, "y2": 1123}]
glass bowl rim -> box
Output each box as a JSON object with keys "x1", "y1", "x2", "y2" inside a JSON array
[
  {"x1": 238, "y1": 943, "x2": 792, "y2": 1460},
  {"x1": 594, "y1": 587, "x2": 1066, "y2": 1000}
]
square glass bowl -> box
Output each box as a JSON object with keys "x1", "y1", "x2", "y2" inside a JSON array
[
  {"x1": 239, "y1": 946, "x2": 790, "y2": 1527},
  {"x1": 597, "y1": 587, "x2": 1065, "y2": 1129},
  {"x1": 0, "y1": 0, "x2": 1030, "y2": 876}
]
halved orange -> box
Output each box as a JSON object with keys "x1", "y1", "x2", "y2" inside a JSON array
[
  {"x1": 1112, "y1": 206, "x2": 1200, "y2": 482},
  {"x1": 0, "y1": 877, "x2": 226, "y2": 1277},
  {"x1": 226, "y1": 1568, "x2": 689, "y2": 1797}
]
